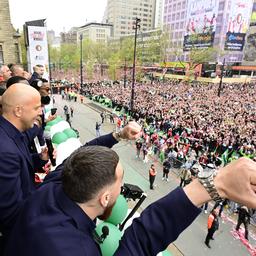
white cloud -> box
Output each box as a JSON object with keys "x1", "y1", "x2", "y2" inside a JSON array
[{"x1": 8, "y1": 0, "x2": 107, "y2": 34}]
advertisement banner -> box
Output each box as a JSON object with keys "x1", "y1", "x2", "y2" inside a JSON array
[
  {"x1": 224, "y1": 0, "x2": 254, "y2": 51},
  {"x1": 27, "y1": 26, "x2": 49, "y2": 79},
  {"x1": 183, "y1": 0, "x2": 219, "y2": 51}
]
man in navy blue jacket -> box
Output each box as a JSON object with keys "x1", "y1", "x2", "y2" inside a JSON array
[
  {"x1": 4, "y1": 146, "x2": 256, "y2": 256},
  {"x1": 0, "y1": 84, "x2": 47, "y2": 235},
  {"x1": 0, "y1": 83, "x2": 141, "y2": 240}
]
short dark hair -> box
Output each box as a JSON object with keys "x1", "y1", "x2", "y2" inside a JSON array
[
  {"x1": 40, "y1": 78, "x2": 48, "y2": 83},
  {"x1": 6, "y1": 76, "x2": 28, "y2": 88},
  {"x1": 62, "y1": 146, "x2": 119, "y2": 203}
]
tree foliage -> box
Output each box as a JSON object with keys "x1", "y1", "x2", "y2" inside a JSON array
[{"x1": 19, "y1": 32, "x2": 27, "y2": 68}]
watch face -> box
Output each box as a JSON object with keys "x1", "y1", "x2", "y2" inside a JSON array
[{"x1": 198, "y1": 170, "x2": 212, "y2": 179}]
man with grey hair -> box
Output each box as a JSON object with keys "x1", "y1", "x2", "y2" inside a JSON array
[{"x1": 0, "y1": 65, "x2": 11, "y2": 88}]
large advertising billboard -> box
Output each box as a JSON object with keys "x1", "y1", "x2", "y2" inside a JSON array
[
  {"x1": 183, "y1": 0, "x2": 219, "y2": 51},
  {"x1": 27, "y1": 26, "x2": 49, "y2": 79},
  {"x1": 224, "y1": 0, "x2": 254, "y2": 51}
]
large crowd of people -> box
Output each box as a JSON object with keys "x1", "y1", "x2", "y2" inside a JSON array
[
  {"x1": 1, "y1": 63, "x2": 256, "y2": 255},
  {"x1": 82, "y1": 79, "x2": 256, "y2": 168}
]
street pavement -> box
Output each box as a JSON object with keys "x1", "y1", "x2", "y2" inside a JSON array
[{"x1": 53, "y1": 94, "x2": 254, "y2": 256}]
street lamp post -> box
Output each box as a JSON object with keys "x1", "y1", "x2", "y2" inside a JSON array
[
  {"x1": 124, "y1": 58, "x2": 127, "y2": 88},
  {"x1": 217, "y1": 58, "x2": 225, "y2": 97},
  {"x1": 80, "y1": 34, "x2": 83, "y2": 87},
  {"x1": 130, "y1": 17, "x2": 141, "y2": 112}
]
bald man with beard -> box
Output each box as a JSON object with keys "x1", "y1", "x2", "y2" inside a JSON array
[{"x1": 0, "y1": 84, "x2": 49, "y2": 239}]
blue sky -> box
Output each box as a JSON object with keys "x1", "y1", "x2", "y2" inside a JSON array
[{"x1": 8, "y1": 0, "x2": 107, "y2": 34}]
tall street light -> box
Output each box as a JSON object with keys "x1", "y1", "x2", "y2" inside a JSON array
[
  {"x1": 217, "y1": 58, "x2": 225, "y2": 97},
  {"x1": 130, "y1": 17, "x2": 141, "y2": 112},
  {"x1": 123, "y1": 58, "x2": 127, "y2": 88},
  {"x1": 80, "y1": 34, "x2": 83, "y2": 87}
]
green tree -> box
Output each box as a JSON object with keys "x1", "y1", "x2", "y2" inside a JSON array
[
  {"x1": 159, "y1": 28, "x2": 171, "y2": 66},
  {"x1": 49, "y1": 46, "x2": 60, "y2": 70},
  {"x1": 108, "y1": 52, "x2": 120, "y2": 80},
  {"x1": 19, "y1": 32, "x2": 27, "y2": 68},
  {"x1": 143, "y1": 30, "x2": 161, "y2": 65},
  {"x1": 119, "y1": 37, "x2": 134, "y2": 65},
  {"x1": 59, "y1": 43, "x2": 79, "y2": 70},
  {"x1": 175, "y1": 47, "x2": 220, "y2": 79},
  {"x1": 91, "y1": 41, "x2": 109, "y2": 76}
]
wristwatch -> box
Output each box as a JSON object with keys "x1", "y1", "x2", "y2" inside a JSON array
[{"x1": 197, "y1": 171, "x2": 222, "y2": 203}]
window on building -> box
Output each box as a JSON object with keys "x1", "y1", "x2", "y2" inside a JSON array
[
  {"x1": 0, "y1": 45, "x2": 4, "y2": 65},
  {"x1": 179, "y1": 55, "x2": 184, "y2": 61},
  {"x1": 214, "y1": 38, "x2": 220, "y2": 44},
  {"x1": 215, "y1": 26, "x2": 221, "y2": 34},
  {"x1": 218, "y1": 1, "x2": 225, "y2": 11},
  {"x1": 175, "y1": 23, "x2": 179, "y2": 29},
  {"x1": 217, "y1": 14, "x2": 223, "y2": 23},
  {"x1": 176, "y1": 13, "x2": 180, "y2": 20}
]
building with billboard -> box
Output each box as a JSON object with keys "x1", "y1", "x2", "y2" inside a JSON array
[
  {"x1": 103, "y1": 0, "x2": 156, "y2": 39},
  {"x1": 163, "y1": 0, "x2": 254, "y2": 64},
  {"x1": 183, "y1": 0, "x2": 218, "y2": 51},
  {"x1": 242, "y1": 0, "x2": 256, "y2": 67},
  {"x1": 224, "y1": 0, "x2": 253, "y2": 51}
]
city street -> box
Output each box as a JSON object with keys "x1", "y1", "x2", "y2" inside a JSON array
[{"x1": 53, "y1": 94, "x2": 254, "y2": 256}]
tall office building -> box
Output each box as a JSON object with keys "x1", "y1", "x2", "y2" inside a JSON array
[
  {"x1": 103, "y1": 0, "x2": 157, "y2": 39},
  {"x1": 154, "y1": 0, "x2": 164, "y2": 28},
  {"x1": 0, "y1": 0, "x2": 21, "y2": 64},
  {"x1": 163, "y1": 0, "x2": 254, "y2": 64}
]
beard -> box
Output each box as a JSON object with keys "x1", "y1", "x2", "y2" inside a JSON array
[{"x1": 98, "y1": 203, "x2": 115, "y2": 221}]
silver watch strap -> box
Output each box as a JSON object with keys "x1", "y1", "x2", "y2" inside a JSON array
[{"x1": 199, "y1": 174, "x2": 222, "y2": 203}]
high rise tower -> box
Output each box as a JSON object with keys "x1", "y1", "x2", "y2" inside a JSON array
[{"x1": 103, "y1": 0, "x2": 156, "y2": 39}]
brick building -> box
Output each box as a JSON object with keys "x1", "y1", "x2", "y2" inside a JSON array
[{"x1": 0, "y1": 0, "x2": 21, "y2": 65}]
